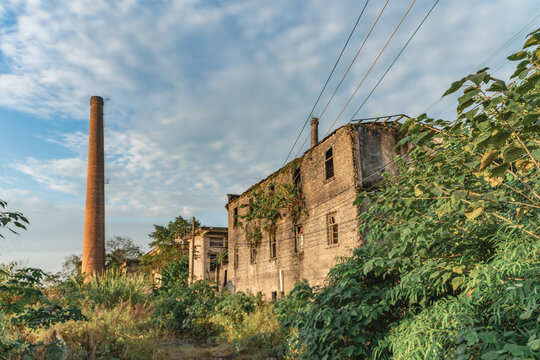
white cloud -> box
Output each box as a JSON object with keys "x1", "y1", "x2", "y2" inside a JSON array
[{"x1": 1, "y1": 0, "x2": 538, "y2": 271}]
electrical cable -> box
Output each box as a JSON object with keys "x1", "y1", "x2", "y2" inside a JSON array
[
  {"x1": 316, "y1": 0, "x2": 390, "y2": 123},
  {"x1": 282, "y1": 0, "x2": 371, "y2": 167},
  {"x1": 350, "y1": 0, "x2": 440, "y2": 120},
  {"x1": 321, "y1": 0, "x2": 417, "y2": 140}
]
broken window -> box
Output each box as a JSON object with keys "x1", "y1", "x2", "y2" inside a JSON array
[
  {"x1": 233, "y1": 207, "x2": 238, "y2": 226},
  {"x1": 295, "y1": 225, "x2": 304, "y2": 254},
  {"x1": 325, "y1": 147, "x2": 334, "y2": 179},
  {"x1": 269, "y1": 234, "x2": 277, "y2": 259},
  {"x1": 327, "y1": 212, "x2": 338, "y2": 245},
  {"x1": 250, "y1": 242, "x2": 257, "y2": 263},
  {"x1": 234, "y1": 246, "x2": 239, "y2": 268},
  {"x1": 209, "y1": 253, "x2": 218, "y2": 271},
  {"x1": 293, "y1": 167, "x2": 301, "y2": 187},
  {"x1": 209, "y1": 237, "x2": 224, "y2": 247}
]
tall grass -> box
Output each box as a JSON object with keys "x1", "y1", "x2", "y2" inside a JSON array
[{"x1": 84, "y1": 270, "x2": 152, "y2": 309}]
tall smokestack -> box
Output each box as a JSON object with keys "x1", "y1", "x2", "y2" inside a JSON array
[
  {"x1": 82, "y1": 96, "x2": 105, "y2": 279},
  {"x1": 311, "y1": 117, "x2": 319, "y2": 148}
]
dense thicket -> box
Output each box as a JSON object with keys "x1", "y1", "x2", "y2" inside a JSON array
[{"x1": 290, "y1": 29, "x2": 540, "y2": 359}]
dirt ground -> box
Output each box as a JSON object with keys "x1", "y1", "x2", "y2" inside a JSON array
[{"x1": 162, "y1": 340, "x2": 270, "y2": 360}]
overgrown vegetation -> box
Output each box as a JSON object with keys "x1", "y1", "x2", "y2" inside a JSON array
[
  {"x1": 238, "y1": 159, "x2": 305, "y2": 244},
  {"x1": 287, "y1": 28, "x2": 540, "y2": 359}
]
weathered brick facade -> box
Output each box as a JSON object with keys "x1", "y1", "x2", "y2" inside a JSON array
[
  {"x1": 189, "y1": 227, "x2": 228, "y2": 283},
  {"x1": 224, "y1": 119, "x2": 408, "y2": 298}
]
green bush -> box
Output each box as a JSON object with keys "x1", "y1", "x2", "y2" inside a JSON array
[
  {"x1": 158, "y1": 256, "x2": 189, "y2": 292},
  {"x1": 154, "y1": 279, "x2": 221, "y2": 339}
]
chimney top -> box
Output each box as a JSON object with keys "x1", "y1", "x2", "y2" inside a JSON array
[
  {"x1": 90, "y1": 96, "x2": 104, "y2": 105},
  {"x1": 310, "y1": 117, "x2": 319, "y2": 148}
]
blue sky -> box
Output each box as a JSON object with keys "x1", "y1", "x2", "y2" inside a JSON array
[{"x1": 0, "y1": 0, "x2": 538, "y2": 272}]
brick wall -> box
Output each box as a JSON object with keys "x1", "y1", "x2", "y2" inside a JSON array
[{"x1": 225, "y1": 123, "x2": 405, "y2": 298}]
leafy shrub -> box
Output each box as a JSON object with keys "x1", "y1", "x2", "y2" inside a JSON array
[
  {"x1": 36, "y1": 302, "x2": 165, "y2": 360},
  {"x1": 0, "y1": 268, "x2": 84, "y2": 360},
  {"x1": 158, "y1": 256, "x2": 189, "y2": 292},
  {"x1": 154, "y1": 280, "x2": 221, "y2": 339}
]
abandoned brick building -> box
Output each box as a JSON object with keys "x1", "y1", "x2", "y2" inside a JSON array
[
  {"x1": 222, "y1": 115, "x2": 410, "y2": 299},
  {"x1": 188, "y1": 226, "x2": 228, "y2": 283}
]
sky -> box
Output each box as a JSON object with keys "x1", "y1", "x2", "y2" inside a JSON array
[{"x1": 0, "y1": 0, "x2": 538, "y2": 273}]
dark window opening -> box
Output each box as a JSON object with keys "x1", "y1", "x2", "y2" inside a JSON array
[
  {"x1": 271, "y1": 291, "x2": 277, "y2": 301},
  {"x1": 325, "y1": 148, "x2": 334, "y2": 179},
  {"x1": 250, "y1": 242, "x2": 257, "y2": 263},
  {"x1": 223, "y1": 270, "x2": 228, "y2": 285},
  {"x1": 295, "y1": 225, "x2": 304, "y2": 254},
  {"x1": 233, "y1": 207, "x2": 238, "y2": 226},
  {"x1": 293, "y1": 168, "x2": 301, "y2": 187},
  {"x1": 327, "y1": 212, "x2": 338, "y2": 245},
  {"x1": 234, "y1": 246, "x2": 239, "y2": 268},
  {"x1": 209, "y1": 237, "x2": 224, "y2": 247},
  {"x1": 270, "y1": 234, "x2": 277, "y2": 259}
]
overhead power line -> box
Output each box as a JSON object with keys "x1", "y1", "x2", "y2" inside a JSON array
[
  {"x1": 316, "y1": 0, "x2": 390, "y2": 122},
  {"x1": 322, "y1": 0, "x2": 418, "y2": 140},
  {"x1": 282, "y1": 0, "x2": 371, "y2": 167},
  {"x1": 350, "y1": 0, "x2": 440, "y2": 120}
]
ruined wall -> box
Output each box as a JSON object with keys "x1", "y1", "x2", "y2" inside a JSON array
[
  {"x1": 189, "y1": 228, "x2": 228, "y2": 283},
  {"x1": 226, "y1": 126, "x2": 360, "y2": 298},
  {"x1": 355, "y1": 124, "x2": 409, "y2": 188}
]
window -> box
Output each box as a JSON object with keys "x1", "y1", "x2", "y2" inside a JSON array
[
  {"x1": 234, "y1": 246, "x2": 239, "y2": 268},
  {"x1": 269, "y1": 234, "x2": 277, "y2": 259},
  {"x1": 209, "y1": 253, "x2": 218, "y2": 271},
  {"x1": 295, "y1": 225, "x2": 304, "y2": 254},
  {"x1": 325, "y1": 147, "x2": 334, "y2": 179},
  {"x1": 327, "y1": 212, "x2": 338, "y2": 245},
  {"x1": 271, "y1": 291, "x2": 277, "y2": 301},
  {"x1": 223, "y1": 270, "x2": 228, "y2": 285},
  {"x1": 233, "y1": 207, "x2": 238, "y2": 226},
  {"x1": 250, "y1": 242, "x2": 257, "y2": 263},
  {"x1": 293, "y1": 168, "x2": 301, "y2": 187},
  {"x1": 209, "y1": 237, "x2": 224, "y2": 247}
]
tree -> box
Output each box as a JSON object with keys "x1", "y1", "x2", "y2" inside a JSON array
[
  {"x1": 62, "y1": 254, "x2": 82, "y2": 278},
  {"x1": 141, "y1": 215, "x2": 200, "y2": 271},
  {"x1": 290, "y1": 28, "x2": 540, "y2": 359},
  {"x1": 0, "y1": 199, "x2": 28, "y2": 238},
  {"x1": 105, "y1": 235, "x2": 143, "y2": 269}
]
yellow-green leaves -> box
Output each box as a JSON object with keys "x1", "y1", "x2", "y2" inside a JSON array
[
  {"x1": 464, "y1": 206, "x2": 484, "y2": 220},
  {"x1": 479, "y1": 150, "x2": 499, "y2": 170}
]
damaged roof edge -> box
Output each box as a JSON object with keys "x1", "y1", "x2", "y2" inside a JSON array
[{"x1": 226, "y1": 118, "x2": 408, "y2": 205}]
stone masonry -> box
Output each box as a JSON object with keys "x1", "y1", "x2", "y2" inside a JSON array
[{"x1": 224, "y1": 117, "x2": 409, "y2": 299}]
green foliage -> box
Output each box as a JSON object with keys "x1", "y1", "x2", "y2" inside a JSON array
[
  {"x1": 0, "y1": 199, "x2": 29, "y2": 238},
  {"x1": 141, "y1": 215, "x2": 200, "y2": 272},
  {"x1": 83, "y1": 270, "x2": 153, "y2": 309},
  {"x1": 154, "y1": 280, "x2": 221, "y2": 339},
  {"x1": 158, "y1": 256, "x2": 189, "y2": 292},
  {"x1": 105, "y1": 236, "x2": 143, "y2": 270},
  {"x1": 240, "y1": 181, "x2": 304, "y2": 244},
  {"x1": 290, "y1": 29, "x2": 540, "y2": 359},
  {"x1": 0, "y1": 267, "x2": 84, "y2": 360}
]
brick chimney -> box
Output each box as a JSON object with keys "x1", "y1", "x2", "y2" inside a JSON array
[
  {"x1": 82, "y1": 96, "x2": 105, "y2": 280},
  {"x1": 311, "y1": 117, "x2": 319, "y2": 148}
]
